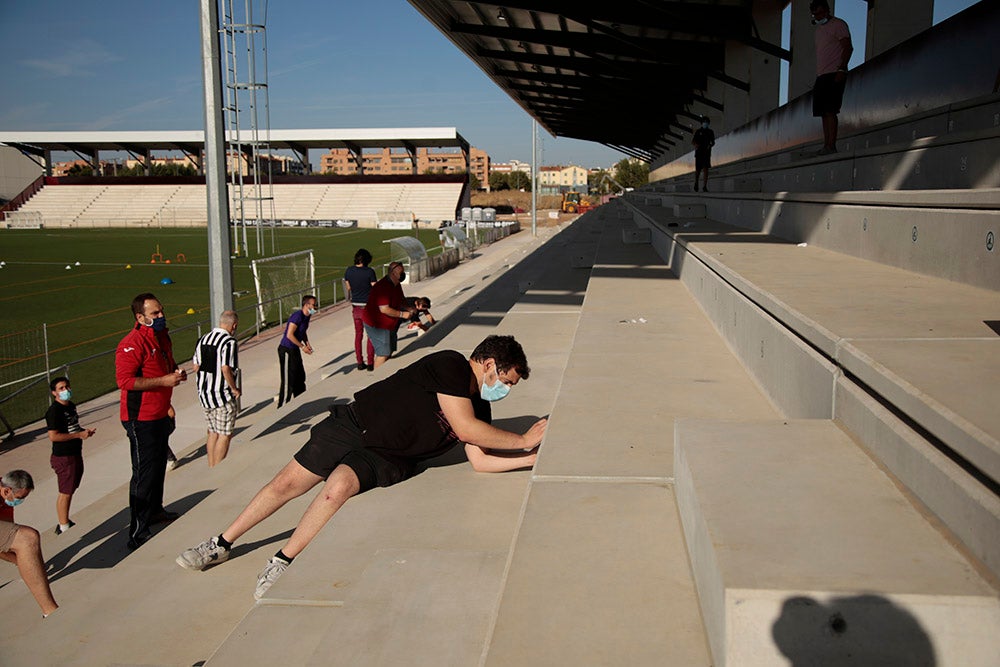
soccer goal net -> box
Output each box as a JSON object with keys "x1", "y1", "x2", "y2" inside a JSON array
[{"x1": 251, "y1": 249, "x2": 316, "y2": 327}]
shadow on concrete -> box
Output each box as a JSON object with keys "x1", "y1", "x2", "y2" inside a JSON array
[
  {"x1": 771, "y1": 594, "x2": 936, "y2": 666},
  {"x1": 0, "y1": 424, "x2": 48, "y2": 454},
  {"x1": 227, "y1": 528, "x2": 295, "y2": 562},
  {"x1": 47, "y1": 489, "x2": 214, "y2": 582},
  {"x1": 391, "y1": 221, "x2": 604, "y2": 362},
  {"x1": 319, "y1": 349, "x2": 354, "y2": 370},
  {"x1": 254, "y1": 397, "x2": 348, "y2": 441},
  {"x1": 238, "y1": 398, "x2": 276, "y2": 421}
]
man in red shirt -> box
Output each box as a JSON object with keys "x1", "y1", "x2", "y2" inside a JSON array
[
  {"x1": 1, "y1": 469, "x2": 59, "y2": 617},
  {"x1": 115, "y1": 293, "x2": 187, "y2": 549},
  {"x1": 361, "y1": 261, "x2": 412, "y2": 369}
]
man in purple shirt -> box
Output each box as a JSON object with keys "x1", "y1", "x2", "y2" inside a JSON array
[{"x1": 277, "y1": 295, "x2": 316, "y2": 407}]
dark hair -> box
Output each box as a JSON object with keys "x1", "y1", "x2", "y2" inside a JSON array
[
  {"x1": 417, "y1": 296, "x2": 431, "y2": 309},
  {"x1": 301, "y1": 294, "x2": 317, "y2": 306},
  {"x1": 354, "y1": 248, "x2": 373, "y2": 266},
  {"x1": 50, "y1": 376, "x2": 70, "y2": 392},
  {"x1": 809, "y1": 0, "x2": 829, "y2": 10},
  {"x1": 131, "y1": 292, "x2": 158, "y2": 317},
  {"x1": 471, "y1": 335, "x2": 530, "y2": 379}
]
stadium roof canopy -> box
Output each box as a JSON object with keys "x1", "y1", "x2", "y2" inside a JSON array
[
  {"x1": 407, "y1": 0, "x2": 789, "y2": 161},
  {"x1": 0, "y1": 128, "x2": 470, "y2": 160}
]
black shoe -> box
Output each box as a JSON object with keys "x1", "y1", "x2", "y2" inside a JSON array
[
  {"x1": 357, "y1": 362, "x2": 366, "y2": 371},
  {"x1": 703, "y1": 185, "x2": 709, "y2": 192},
  {"x1": 693, "y1": 184, "x2": 699, "y2": 192},
  {"x1": 55, "y1": 520, "x2": 76, "y2": 535},
  {"x1": 151, "y1": 510, "x2": 180, "y2": 524},
  {"x1": 366, "y1": 364, "x2": 374, "y2": 371}
]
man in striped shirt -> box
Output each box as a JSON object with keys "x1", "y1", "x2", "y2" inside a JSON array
[{"x1": 192, "y1": 311, "x2": 241, "y2": 467}]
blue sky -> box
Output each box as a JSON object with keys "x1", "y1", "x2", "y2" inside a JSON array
[{"x1": 0, "y1": 0, "x2": 981, "y2": 169}]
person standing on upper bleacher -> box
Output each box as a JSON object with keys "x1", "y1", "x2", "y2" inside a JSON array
[
  {"x1": 810, "y1": 0, "x2": 853, "y2": 155},
  {"x1": 343, "y1": 248, "x2": 377, "y2": 371},
  {"x1": 692, "y1": 116, "x2": 715, "y2": 192}
]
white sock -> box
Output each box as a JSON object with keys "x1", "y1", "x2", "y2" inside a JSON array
[{"x1": 59, "y1": 523, "x2": 71, "y2": 531}]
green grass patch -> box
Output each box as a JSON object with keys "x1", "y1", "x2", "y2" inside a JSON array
[{"x1": 0, "y1": 226, "x2": 442, "y2": 429}]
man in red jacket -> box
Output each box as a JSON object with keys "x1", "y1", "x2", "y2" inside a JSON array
[
  {"x1": 115, "y1": 293, "x2": 187, "y2": 549},
  {"x1": 361, "y1": 261, "x2": 412, "y2": 369}
]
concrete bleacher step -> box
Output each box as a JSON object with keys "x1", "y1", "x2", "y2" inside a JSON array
[
  {"x1": 484, "y1": 213, "x2": 787, "y2": 665},
  {"x1": 674, "y1": 418, "x2": 1000, "y2": 667}
]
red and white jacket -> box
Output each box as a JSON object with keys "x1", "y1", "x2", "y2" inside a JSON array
[{"x1": 115, "y1": 324, "x2": 177, "y2": 422}]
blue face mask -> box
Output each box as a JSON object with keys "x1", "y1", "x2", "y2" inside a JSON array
[
  {"x1": 143, "y1": 315, "x2": 167, "y2": 331},
  {"x1": 58, "y1": 389, "x2": 72, "y2": 401},
  {"x1": 480, "y1": 368, "x2": 511, "y2": 402},
  {"x1": 5, "y1": 496, "x2": 24, "y2": 507}
]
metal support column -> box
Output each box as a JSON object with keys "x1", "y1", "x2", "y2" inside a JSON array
[{"x1": 200, "y1": 0, "x2": 235, "y2": 321}]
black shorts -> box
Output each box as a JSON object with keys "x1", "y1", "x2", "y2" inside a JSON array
[
  {"x1": 293, "y1": 404, "x2": 408, "y2": 492},
  {"x1": 813, "y1": 73, "x2": 846, "y2": 116},
  {"x1": 695, "y1": 150, "x2": 711, "y2": 170}
]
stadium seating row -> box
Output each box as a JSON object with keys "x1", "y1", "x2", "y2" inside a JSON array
[{"x1": 8, "y1": 181, "x2": 463, "y2": 228}]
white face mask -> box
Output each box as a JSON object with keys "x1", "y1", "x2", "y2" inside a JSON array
[{"x1": 814, "y1": 17, "x2": 828, "y2": 25}]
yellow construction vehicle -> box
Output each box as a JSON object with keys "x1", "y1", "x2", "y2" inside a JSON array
[{"x1": 560, "y1": 190, "x2": 594, "y2": 214}]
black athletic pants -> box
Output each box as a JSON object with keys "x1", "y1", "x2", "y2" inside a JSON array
[
  {"x1": 122, "y1": 417, "x2": 170, "y2": 547},
  {"x1": 278, "y1": 344, "x2": 306, "y2": 407}
]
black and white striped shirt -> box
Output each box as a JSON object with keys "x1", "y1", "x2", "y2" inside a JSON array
[{"x1": 192, "y1": 327, "x2": 238, "y2": 409}]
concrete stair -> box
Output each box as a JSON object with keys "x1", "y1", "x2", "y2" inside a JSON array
[
  {"x1": 613, "y1": 189, "x2": 1000, "y2": 665},
  {"x1": 675, "y1": 418, "x2": 1000, "y2": 666}
]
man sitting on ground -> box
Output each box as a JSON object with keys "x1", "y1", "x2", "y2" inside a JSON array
[
  {"x1": 1, "y1": 470, "x2": 59, "y2": 617},
  {"x1": 177, "y1": 334, "x2": 546, "y2": 600}
]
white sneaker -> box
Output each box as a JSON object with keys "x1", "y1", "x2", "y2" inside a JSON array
[
  {"x1": 166, "y1": 458, "x2": 178, "y2": 471},
  {"x1": 254, "y1": 556, "x2": 290, "y2": 600},
  {"x1": 176, "y1": 536, "x2": 230, "y2": 571}
]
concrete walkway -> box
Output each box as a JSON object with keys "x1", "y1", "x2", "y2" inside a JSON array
[{"x1": 0, "y1": 221, "x2": 569, "y2": 663}]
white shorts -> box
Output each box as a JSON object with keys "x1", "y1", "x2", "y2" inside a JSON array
[{"x1": 203, "y1": 401, "x2": 238, "y2": 435}]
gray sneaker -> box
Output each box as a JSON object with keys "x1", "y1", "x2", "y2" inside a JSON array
[
  {"x1": 176, "y1": 536, "x2": 229, "y2": 571},
  {"x1": 254, "y1": 556, "x2": 289, "y2": 600}
]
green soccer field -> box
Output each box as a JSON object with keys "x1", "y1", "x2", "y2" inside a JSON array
[{"x1": 0, "y1": 226, "x2": 442, "y2": 429}]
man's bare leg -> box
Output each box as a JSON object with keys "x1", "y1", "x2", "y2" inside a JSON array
[
  {"x1": 5, "y1": 526, "x2": 58, "y2": 615},
  {"x1": 280, "y1": 464, "x2": 360, "y2": 559},
  {"x1": 206, "y1": 431, "x2": 219, "y2": 467},
  {"x1": 822, "y1": 113, "x2": 839, "y2": 150},
  {"x1": 372, "y1": 354, "x2": 389, "y2": 369},
  {"x1": 56, "y1": 492, "x2": 72, "y2": 525},
  {"x1": 220, "y1": 459, "x2": 322, "y2": 544},
  {"x1": 214, "y1": 433, "x2": 233, "y2": 465}
]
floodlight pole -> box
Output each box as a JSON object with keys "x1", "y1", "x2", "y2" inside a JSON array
[
  {"x1": 531, "y1": 118, "x2": 537, "y2": 237},
  {"x1": 200, "y1": 0, "x2": 235, "y2": 322}
]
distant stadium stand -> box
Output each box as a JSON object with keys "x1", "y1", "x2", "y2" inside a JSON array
[{"x1": 7, "y1": 178, "x2": 464, "y2": 228}]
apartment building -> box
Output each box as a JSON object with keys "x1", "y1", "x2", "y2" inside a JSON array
[
  {"x1": 537, "y1": 164, "x2": 589, "y2": 195},
  {"x1": 319, "y1": 146, "x2": 489, "y2": 187}
]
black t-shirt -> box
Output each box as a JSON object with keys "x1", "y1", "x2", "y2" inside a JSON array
[
  {"x1": 353, "y1": 350, "x2": 491, "y2": 462},
  {"x1": 46, "y1": 401, "x2": 83, "y2": 457},
  {"x1": 693, "y1": 127, "x2": 715, "y2": 155}
]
